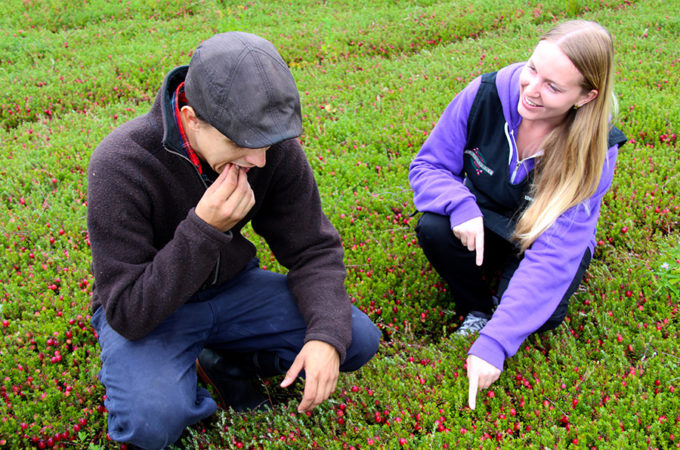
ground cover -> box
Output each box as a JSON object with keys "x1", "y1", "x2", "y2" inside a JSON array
[{"x1": 1, "y1": 0, "x2": 678, "y2": 448}]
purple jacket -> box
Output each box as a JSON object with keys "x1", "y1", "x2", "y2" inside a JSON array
[{"x1": 409, "y1": 62, "x2": 619, "y2": 370}]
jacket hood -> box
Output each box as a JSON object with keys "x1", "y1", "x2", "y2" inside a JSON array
[{"x1": 495, "y1": 62, "x2": 525, "y2": 130}]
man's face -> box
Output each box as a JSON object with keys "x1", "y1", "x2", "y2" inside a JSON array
[{"x1": 182, "y1": 107, "x2": 269, "y2": 174}]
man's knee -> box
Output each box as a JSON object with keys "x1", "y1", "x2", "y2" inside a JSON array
[
  {"x1": 341, "y1": 307, "x2": 381, "y2": 372},
  {"x1": 107, "y1": 386, "x2": 215, "y2": 449},
  {"x1": 107, "y1": 398, "x2": 184, "y2": 449}
]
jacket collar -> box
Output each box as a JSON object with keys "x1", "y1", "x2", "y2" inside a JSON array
[{"x1": 153, "y1": 65, "x2": 189, "y2": 156}]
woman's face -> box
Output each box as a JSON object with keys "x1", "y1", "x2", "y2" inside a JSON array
[{"x1": 518, "y1": 40, "x2": 598, "y2": 127}]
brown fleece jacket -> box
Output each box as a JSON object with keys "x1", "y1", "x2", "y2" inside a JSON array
[{"x1": 86, "y1": 66, "x2": 352, "y2": 361}]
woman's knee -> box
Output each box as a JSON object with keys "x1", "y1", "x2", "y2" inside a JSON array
[
  {"x1": 537, "y1": 302, "x2": 569, "y2": 333},
  {"x1": 415, "y1": 213, "x2": 453, "y2": 248}
]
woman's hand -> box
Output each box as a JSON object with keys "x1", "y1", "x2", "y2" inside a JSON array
[
  {"x1": 466, "y1": 354, "x2": 501, "y2": 409},
  {"x1": 453, "y1": 216, "x2": 484, "y2": 266}
]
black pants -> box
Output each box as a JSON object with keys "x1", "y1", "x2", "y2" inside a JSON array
[{"x1": 415, "y1": 212, "x2": 591, "y2": 332}]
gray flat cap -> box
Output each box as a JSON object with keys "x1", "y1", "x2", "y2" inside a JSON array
[{"x1": 185, "y1": 32, "x2": 302, "y2": 148}]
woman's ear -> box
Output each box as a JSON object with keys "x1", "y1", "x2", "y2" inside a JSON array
[{"x1": 577, "y1": 89, "x2": 599, "y2": 108}]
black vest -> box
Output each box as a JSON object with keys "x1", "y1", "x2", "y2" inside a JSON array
[{"x1": 463, "y1": 71, "x2": 627, "y2": 242}]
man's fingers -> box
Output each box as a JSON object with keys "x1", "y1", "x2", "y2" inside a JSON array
[
  {"x1": 299, "y1": 370, "x2": 338, "y2": 412},
  {"x1": 280, "y1": 358, "x2": 303, "y2": 389},
  {"x1": 214, "y1": 167, "x2": 254, "y2": 221},
  {"x1": 298, "y1": 378, "x2": 318, "y2": 412},
  {"x1": 468, "y1": 373, "x2": 478, "y2": 410},
  {"x1": 320, "y1": 373, "x2": 337, "y2": 405},
  {"x1": 228, "y1": 171, "x2": 255, "y2": 213},
  {"x1": 331, "y1": 374, "x2": 339, "y2": 395},
  {"x1": 211, "y1": 164, "x2": 240, "y2": 197}
]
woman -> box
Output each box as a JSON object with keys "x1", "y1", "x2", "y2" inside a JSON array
[{"x1": 408, "y1": 20, "x2": 626, "y2": 409}]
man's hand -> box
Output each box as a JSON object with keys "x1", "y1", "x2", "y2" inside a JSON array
[
  {"x1": 466, "y1": 354, "x2": 501, "y2": 409},
  {"x1": 280, "y1": 340, "x2": 340, "y2": 413},
  {"x1": 453, "y1": 216, "x2": 484, "y2": 266},
  {"x1": 195, "y1": 164, "x2": 255, "y2": 232}
]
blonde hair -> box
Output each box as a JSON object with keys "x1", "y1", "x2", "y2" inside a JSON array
[{"x1": 513, "y1": 20, "x2": 617, "y2": 252}]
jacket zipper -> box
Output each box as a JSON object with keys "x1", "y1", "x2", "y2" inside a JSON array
[
  {"x1": 505, "y1": 123, "x2": 540, "y2": 184},
  {"x1": 164, "y1": 145, "x2": 209, "y2": 189},
  {"x1": 164, "y1": 146, "x2": 221, "y2": 286}
]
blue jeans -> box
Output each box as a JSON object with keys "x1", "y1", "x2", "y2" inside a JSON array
[{"x1": 92, "y1": 259, "x2": 380, "y2": 449}]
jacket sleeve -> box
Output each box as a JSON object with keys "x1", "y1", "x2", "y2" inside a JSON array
[
  {"x1": 469, "y1": 145, "x2": 620, "y2": 370},
  {"x1": 408, "y1": 76, "x2": 484, "y2": 229},
  {"x1": 87, "y1": 137, "x2": 250, "y2": 341},
  {"x1": 250, "y1": 140, "x2": 352, "y2": 362}
]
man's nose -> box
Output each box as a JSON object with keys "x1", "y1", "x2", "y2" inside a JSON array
[{"x1": 245, "y1": 148, "x2": 267, "y2": 168}]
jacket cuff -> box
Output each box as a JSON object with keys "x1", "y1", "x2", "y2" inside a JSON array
[
  {"x1": 186, "y1": 208, "x2": 234, "y2": 244},
  {"x1": 449, "y1": 199, "x2": 483, "y2": 230},
  {"x1": 468, "y1": 334, "x2": 506, "y2": 371},
  {"x1": 304, "y1": 333, "x2": 348, "y2": 364}
]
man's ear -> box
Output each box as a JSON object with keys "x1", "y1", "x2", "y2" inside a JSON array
[{"x1": 180, "y1": 105, "x2": 200, "y2": 131}]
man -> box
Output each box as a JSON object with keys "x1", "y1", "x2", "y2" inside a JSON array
[{"x1": 87, "y1": 32, "x2": 380, "y2": 449}]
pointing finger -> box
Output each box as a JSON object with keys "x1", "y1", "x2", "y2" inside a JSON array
[
  {"x1": 475, "y1": 228, "x2": 484, "y2": 266},
  {"x1": 468, "y1": 372, "x2": 478, "y2": 410}
]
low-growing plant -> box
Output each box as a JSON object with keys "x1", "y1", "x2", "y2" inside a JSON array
[{"x1": 1, "y1": 0, "x2": 678, "y2": 448}]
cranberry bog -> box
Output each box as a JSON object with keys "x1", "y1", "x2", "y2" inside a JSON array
[{"x1": 1, "y1": 0, "x2": 678, "y2": 448}]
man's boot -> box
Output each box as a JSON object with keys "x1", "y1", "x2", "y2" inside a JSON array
[{"x1": 195, "y1": 348, "x2": 284, "y2": 411}]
